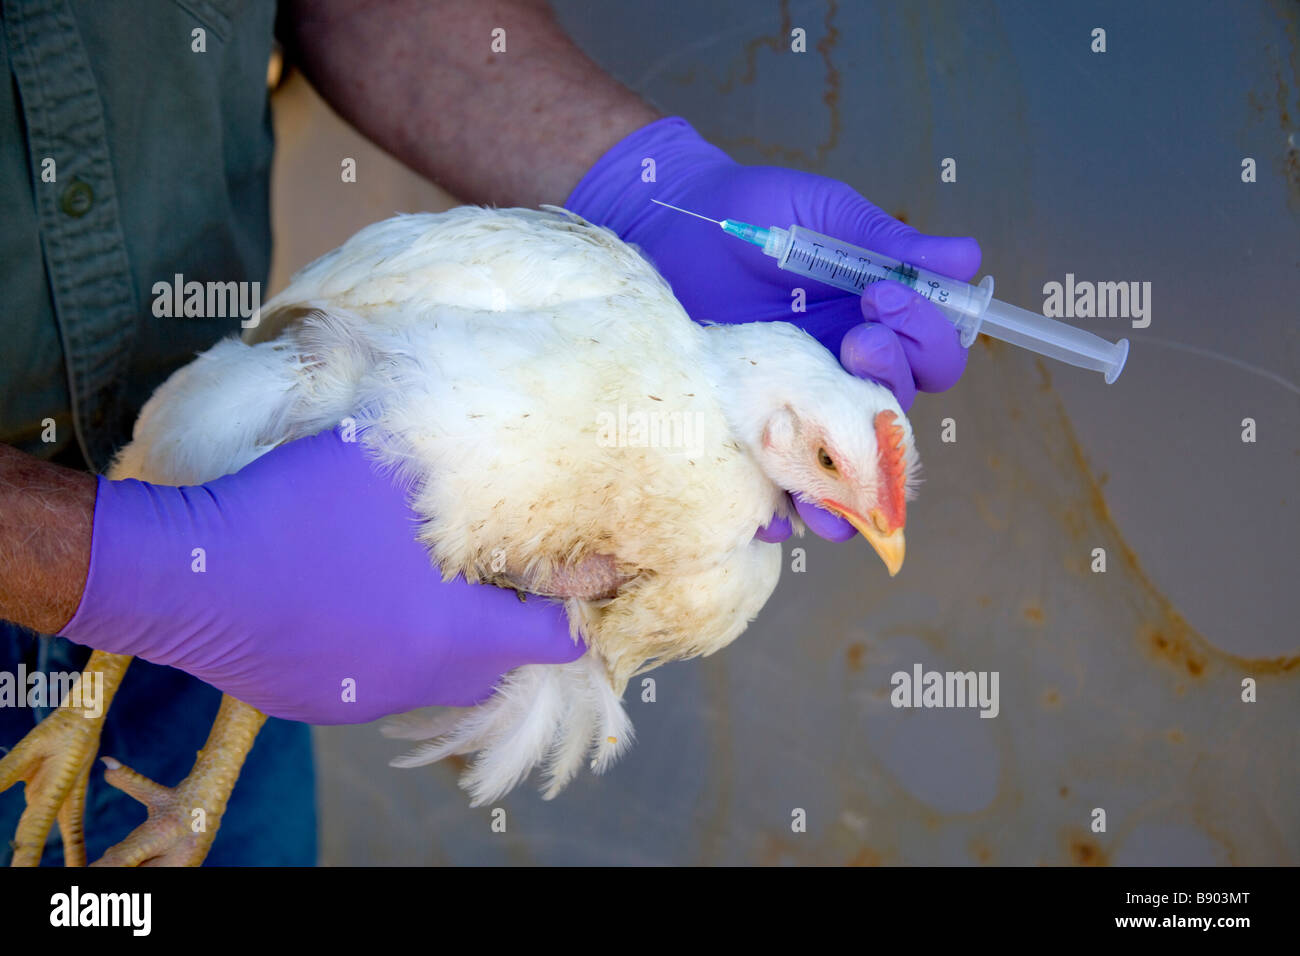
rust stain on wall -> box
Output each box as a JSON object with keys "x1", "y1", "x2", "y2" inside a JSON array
[
  {"x1": 714, "y1": 0, "x2": 843, "y2": 167},
  {"x1": 1255, "y1": 0, "x2": 1300, "y2": 207},
  {"x1": 969, "y1": 837, "x2": 994, "y2": 864},
  {"x1": 1042, "y1": 357, "x2": 1300, "y2": 678},
  {"x1": 1063, "y1": 828, "x2": 1109, "y2": 867}
]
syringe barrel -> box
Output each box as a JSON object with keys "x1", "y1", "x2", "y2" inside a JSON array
[
  {"x1": 764, "y1": 225, "x2": 992, "y2": 342},
  {"x1": 764, "y1": 224, "x2": 1128, "y2": 382},
  {"x1": 979, "y1": 299, "x2": 1130, "y2": 384}
]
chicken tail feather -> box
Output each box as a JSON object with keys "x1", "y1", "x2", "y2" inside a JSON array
[{"x1": 386, "y1": 655, "x2": 630, "y2": 805}]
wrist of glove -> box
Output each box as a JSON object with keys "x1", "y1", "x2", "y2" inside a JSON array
[{"x1": 59, "y1": 429, "x2": 583, "y2": 724}]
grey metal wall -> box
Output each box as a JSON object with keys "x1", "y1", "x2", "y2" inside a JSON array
[{"x1": 310, "y1": 0, "x2": 1298, "y2": 865}]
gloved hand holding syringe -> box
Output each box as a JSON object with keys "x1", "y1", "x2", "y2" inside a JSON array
[{"x1": 651, "y1": 199, "x2": 1129, "y2": 383}]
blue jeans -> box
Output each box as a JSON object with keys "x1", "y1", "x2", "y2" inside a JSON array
[{"x1": 0, "y1": 622, "x2": 317, "y2": 865}]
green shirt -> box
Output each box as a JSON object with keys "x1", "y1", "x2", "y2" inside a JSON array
[{"x1": 1, "y1": 0, "x2": 277, "y2": 472}]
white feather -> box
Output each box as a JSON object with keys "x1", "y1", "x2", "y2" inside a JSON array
[{"x1": 380, "y1": 708, "x2": 468, "y2": 742}]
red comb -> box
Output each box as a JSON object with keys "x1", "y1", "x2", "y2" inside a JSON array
[{"x1": 874, "y1": 410, "x2": 907, "y2": 532}]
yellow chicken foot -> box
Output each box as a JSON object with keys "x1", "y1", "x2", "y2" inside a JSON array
[
  {"x1": 93, "y1": 694, "x2": 265, "y2": 866},
  {"x1": 0, "y1": 650, "x2": 131, "y2": 867}
]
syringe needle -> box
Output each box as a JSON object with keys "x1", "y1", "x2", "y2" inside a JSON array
[{"x1": 650, "y1": 198, "x2": 724, "y2": 226}]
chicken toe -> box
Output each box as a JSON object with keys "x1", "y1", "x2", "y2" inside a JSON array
[
  {"x1": 93, "y1": 695, "x2": 266, "y2": 867},
  {"x1": 0, "y1": 651, "x2": 130, "y2": 866}
]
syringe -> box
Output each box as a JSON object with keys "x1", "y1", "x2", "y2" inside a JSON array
[{"x1": 651, "y1": 199, "x2": 1129, "y2": 384}]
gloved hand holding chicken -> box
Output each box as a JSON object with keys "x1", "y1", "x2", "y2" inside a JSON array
[{"x1": 570, "y1": 117, "x2": 980, "y2": 541}]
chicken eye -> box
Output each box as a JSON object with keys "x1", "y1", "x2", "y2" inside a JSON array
[{"x1": 817, "y1": 447, "x2": 837, "y2": 472}]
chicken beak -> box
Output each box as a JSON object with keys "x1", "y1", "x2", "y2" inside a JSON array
[{"x1": 823, "y1": 503, "x2": 906, "y2": 577}]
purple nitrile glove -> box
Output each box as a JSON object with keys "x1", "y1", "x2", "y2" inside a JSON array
[
  {"x1": 569, "y1": 117, "x2": 982, "y2": 543},
  {"x1": 59, "y1": 427, "x2": 584, "y2": 724}
]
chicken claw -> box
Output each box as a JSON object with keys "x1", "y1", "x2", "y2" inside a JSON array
[
  {"x1": 0, "y1": 651, "x2": 130, "y2": 866},
  {"x1": 93, "y1": 695, "x2": 266, "y2": 867}
]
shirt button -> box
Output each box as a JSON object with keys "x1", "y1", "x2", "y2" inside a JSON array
[{"x1": 60, "y1": 180, "x2": 94, "y2": 217}]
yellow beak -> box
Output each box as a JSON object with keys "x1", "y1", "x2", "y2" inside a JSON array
[{"x1": 823, "y1": 503, "x2": 906, "y2": 577}]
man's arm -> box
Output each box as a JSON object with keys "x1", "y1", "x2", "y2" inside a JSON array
[
  {"x1": 278, "y1": 0, "x2": 661, "y2": 208},
  {"x1": 0, "y1": 446, "x2": 93, "y2": 634}
]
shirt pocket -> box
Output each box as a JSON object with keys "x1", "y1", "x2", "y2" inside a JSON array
[{"x1": 170, "y1": 0, "x2": 249, "y2": 43}]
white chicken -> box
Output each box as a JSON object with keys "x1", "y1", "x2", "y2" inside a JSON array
[{"x1": 3, "y1": 207, "x2": 917, "y2": 863}]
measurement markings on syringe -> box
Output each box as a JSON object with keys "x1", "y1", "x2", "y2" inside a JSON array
[
  {"x1": 792, "y1": 243, "x2": 882, "y2": 291},
  {"x1": 792, "y1": 242, "x2": 944, "y2": 302}
]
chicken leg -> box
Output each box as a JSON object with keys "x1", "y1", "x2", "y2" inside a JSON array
[
  {"x1": 0, "y1": 650, "x2": 130, "y2": 866},
  {"x1": 93, "y1": 694, "x2": 265, "y2": 866},
  {"x1": 2, "y1": 654, "x2": 265, "y2": 867}
]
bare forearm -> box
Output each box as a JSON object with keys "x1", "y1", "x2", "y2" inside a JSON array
[
  {"x1": 279, "y1": 0, "x2": 661, "y2": 207},
  {"x1": 0, "y1": 445, "x2": 94, "y2": 634}
]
